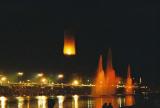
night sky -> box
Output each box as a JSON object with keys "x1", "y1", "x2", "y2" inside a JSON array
[{"x1": 0, "y1": 1, "x2": 159, "y2": 84}]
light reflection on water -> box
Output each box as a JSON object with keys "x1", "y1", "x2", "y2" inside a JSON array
[
  {"x1": 87, "y1": 98, "x2": 93, "y2": 108},
  {"x1": 16, "y1": 97, "x2": 24, "y2": 108},
  {"x1": 125, "y1": 95, "x2": 135, "y2": 107},
  {"x1": 57, "y1": 96, "x2": 65, "y2": 108},
  {"x1": 72, "y1": 95, "x2": 79, "y2": 108},
  {"x1": 0, "y1": 95, "x2": 135, "y2": 108},
  {"x1": 27, "y1": 96, "x2": 30, "y2": 108},
  {"x1": 0, "y1": 97, "x2": 7, "y2": 108},
  {"x1": 36, "y1": 96, "x2": 47, "y2": 108}
]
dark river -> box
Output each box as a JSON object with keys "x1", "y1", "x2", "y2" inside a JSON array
[{"x1": 0, "y1": 94, "x2": 160, "y2": 108}]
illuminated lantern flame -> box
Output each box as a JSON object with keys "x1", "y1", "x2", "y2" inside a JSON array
[{"x1": 63, "y1": 35, "x2": 76, "y2": 56}]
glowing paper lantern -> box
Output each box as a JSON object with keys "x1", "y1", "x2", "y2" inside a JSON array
[{"x1": 63, "y1": 35, "x2": 76, "y2": 56}]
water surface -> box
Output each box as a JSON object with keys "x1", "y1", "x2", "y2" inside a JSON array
[{"x1": 0, "y1": 94, "x2": 159, "y2": 108}]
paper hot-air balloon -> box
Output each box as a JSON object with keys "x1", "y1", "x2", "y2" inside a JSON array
[{"x1": 63, "y1": 34, "x2": 76, "y2": 56}]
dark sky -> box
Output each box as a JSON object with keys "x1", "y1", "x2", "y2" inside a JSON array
[{"x1": 0, "y1": 1, "x2": 159, "y2": 84}]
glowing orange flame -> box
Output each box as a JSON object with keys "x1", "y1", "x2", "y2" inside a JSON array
[{"x1": 63, "y1": 35, "x2": 76, "y2": 56}]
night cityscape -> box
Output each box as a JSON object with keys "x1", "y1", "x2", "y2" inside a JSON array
[{"x1": 0, "y1": 1, "x2": 160, "y2": 108}]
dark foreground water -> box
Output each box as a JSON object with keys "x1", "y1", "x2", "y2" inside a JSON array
[{"x1": 0, "y1": 94, "x2": 160, "y2": 108}]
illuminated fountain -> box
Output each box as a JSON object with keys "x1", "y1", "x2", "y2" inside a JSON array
[
  {"x1": 92, "y1": 49, "x2": 118, "y2": 96},
  {"x1": 125, "y1": 65, "x2": 133, "y2": 95},
  {"x1": 91, "y1": 49, "x2": 136, "y2": 108},
  {"x1": 92, "y1": 55, "x2": 105, "y2": 96},
  {"x1": 105, "y1": 49, "x2": 117, "y2": 95}
]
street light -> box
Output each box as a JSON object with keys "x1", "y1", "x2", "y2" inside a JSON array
[
  {"x1": 41, "y1": 78, "x2": 47, "y2": 84},
  {"x1": 72, "y1": 80, "x2": 79, "y2": 86},
  {"x1": 37, "y1": 73, "x2": 44, "y2": 77},
  {"x1": 57, "y1": 74, "x2": 64, "y2": 88},
  {"x1": 27, "y1": 80, "x2": 31, "y2": 84},
  {"x1": 17, "y1": 72, "x2": 24, "y2": 83},
  {"x1": 1, "y1": 77, "x2": 6, "y2": 82},
  {"x1": 17, "y1": 72, "x2": 24, "y2": 76},
  {"x1": 0, "y1": 77, "x2": 7, "y2": 85},
  {"x1": 58, "y1": 74, "x2": 64, "y2": 79}
]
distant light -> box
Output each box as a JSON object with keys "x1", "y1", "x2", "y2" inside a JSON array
[
  {"x1": 41, "y1": 78, "x2": 47, "y2": 83},
  {"x1": 63, "y1": 35, "x2": 76, "y2": 56},
  {"x1": 72, "y1": 80, "x2": 79, "y2": 86},
  {"x1": 37, "y1": 73, "x2": 43, "y2": 77},
  {"x1": 58, "y1": 74, "x2": 64, "y2": 79},
  {"x1": 17, "y1": 72, "x2": 23, "y2": 76},
  {"x1": 1, "y1": 77, "x2": 7, "y2": 81},
  {"x1": 139, "y1": 77, "x2": 142, "y2": 84}
]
